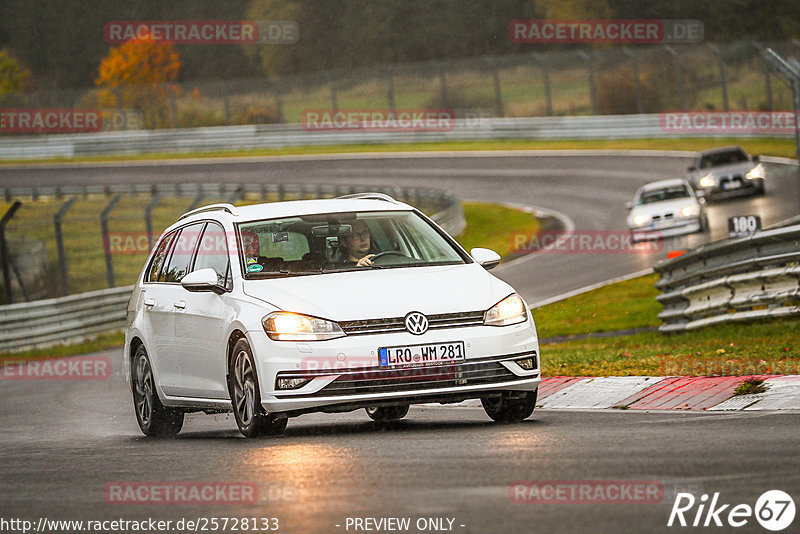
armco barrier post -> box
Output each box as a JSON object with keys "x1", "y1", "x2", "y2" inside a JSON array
[
  {"x1": 144, "y1": 194, "x2": 163, "y2": 252},
  {"x1": 0, "y1": 201, "x2": 23, "y2": 304},
  {"x1": 100, "y1": 195, "x2": 122, "y2": 288},
  {"x1": 664, "y1": 46, "x2": 686, "y2": 111},
  {"x1": 576, "y1": 51, "x2": 598, "y2": 115},
  {"x1": 483, "y1": 56, "x2": 504, "y2": 118},
  {"x1": 533, "y1": 53, "x2": 553, "y2": 117},
  {"x1": 384, "y1": 67, "x2": 396, "y2": 111},
  {"x1": 437, "y1": 62, "x2": 449, "y2": 108},
  {"x1": 187, "y1": 191, "x2": 205, "y2": 212},
  {"x1": 328, "y1": 73, "x2": 338, "y2": 113},
  {"x1": 752, "y1": 42, "x2": 774, "y2": 110},
  {"x1": 707, "y1": 44, "x2": 730, "y2": 111},
  {"x1": 761, "y1": 48, "x2": 800, "y2": 161},
  {"x1": 623, "y1": 48, "x2": 644, "y2": 114},
  {"x1": 54, "y1": 197, "x2": 77, "y2": 296}
]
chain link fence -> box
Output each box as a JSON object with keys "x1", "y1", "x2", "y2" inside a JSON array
[
  {"x1": 3, "y1": 40, "x2": 800, "y2": 132},
  {"x1": 0, "y1": 183, "x2": 463, "y2": 304}
]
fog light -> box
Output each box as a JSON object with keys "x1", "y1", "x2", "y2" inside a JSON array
[
  {"x1": 516, "y1": 357, "x2": 536, "y2": 370},
  {"x1": 276, "y1": 377, "x2": 310, "y2": 390}
]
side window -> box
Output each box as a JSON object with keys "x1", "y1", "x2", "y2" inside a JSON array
[
  {"x1": 193, "y1": 222, "x2": 230, "y2": 287},
  {"x1": 147, "y1": 232, "x2": 176, "y2": 282},
  {"x1": 162, "y1": 222, "x2": 204, "y2": 283}
]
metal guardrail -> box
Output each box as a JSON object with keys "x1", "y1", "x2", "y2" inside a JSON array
[
  {"x1": 0, "y1": 185, "x2": 464, "y2": 352},
  {"x1": 1, "y1": 114, "x2": 794, "y2": 160},
  {"x1": 654, "y1": 224, "x2": 800, "y2": 333},
  {"x1": 0, "y1": 285, "x2": 132, "y2": 353}
]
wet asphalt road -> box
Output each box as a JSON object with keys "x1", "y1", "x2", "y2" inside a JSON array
[
  {"x1": 1, "y1": 153, "x2": 799, "y2": 533},
  {"x1": 1, "y1": 350, "x2": 799, "y2": 534}
]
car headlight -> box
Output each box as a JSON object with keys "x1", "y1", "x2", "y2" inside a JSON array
[
  {"x1": 746, "y1": 164, "x2": 764, "y2": 180},
  {"x1": 484, "y1": 294, "x2": 528, "y2": 327},
  {"x1": 263, "y1": 312, "x2": 346, "y2": 341},
  {"x1": 680, "y1": 205, "x2": 699, "y2": 218},
  {"x1": 632, "y1": 214, "x2": 650, "y2": 226},
  {"x1": 699, "y1": 174, "x2": 715, "y2": 188}
]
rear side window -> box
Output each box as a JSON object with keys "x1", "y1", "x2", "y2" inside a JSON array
[
  {"x1": 147, "y1": 232, "x2": 176, "y2": 282},
  {"x1": 162, "y1": 222, "x2": 204, "y2": 283}
]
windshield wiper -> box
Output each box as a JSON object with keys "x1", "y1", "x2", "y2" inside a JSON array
[
  {"x1": 277, "y1": 269, "x2": 323, "y2": 276},
  {"x1": 247, "y1": 269, "x2": 322, "y2": 278},
  {"x1": 322, "y1": 265, "x2": 382, "y2": 273}
]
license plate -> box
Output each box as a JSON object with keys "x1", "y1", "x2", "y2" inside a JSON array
[
  {"x1": 379, "y1": 342, "x2": 465, "y2": 367},
  {"x1": 723, "y1": 181, "x2": 741, "y2": 190}
]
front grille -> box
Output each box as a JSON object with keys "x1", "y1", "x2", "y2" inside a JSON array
[
  {"x1": 720, "y1": 174, "x2": 744, "y2": 185},
  {"x1": 340, "y1": 310, "x2": 485, "y2": 336},
  {"x1": 275, "y1": 352, "x2": 537, "y2": 398}
]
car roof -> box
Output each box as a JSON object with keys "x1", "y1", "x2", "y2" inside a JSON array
[
  {"x1": 698, "y1": 145, "x2": 745, "y2": 156},
  {"x1": 177, "y1": 197, "x2": 415, "y2": 227},
  {"x1": 638, "y1": 178, "x2": 689, "y2": 192}
]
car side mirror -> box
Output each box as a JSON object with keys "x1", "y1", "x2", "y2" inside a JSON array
[
  {"x1": 470, "y1": 247, "x2": 501, "y2": 270},
  {"x1": 625, "y1": 201, "x2": 634, "y2": 211},
  {"x1": 688, "y1": 166, "x2": 697, "y2": 172},
  {"x1": 181, "y1": 268, "x2": 224, "y2": 294},
  {"x1": 752, "y1": 154, "x2": 760, "y2": 163}
]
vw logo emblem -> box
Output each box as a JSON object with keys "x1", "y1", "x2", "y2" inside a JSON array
[{"x1": 404, "y1": 312, "x2": 429, "y2": 335}]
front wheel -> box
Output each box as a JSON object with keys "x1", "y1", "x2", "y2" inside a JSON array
[
  {"x1": 132, "y1": 345, "x2": 184, "y2": 437},
  {"x1": 230, "y1": 338, "x2": 287, "y2": 438},
  {"x1": 481, "y1": 390, "x2": 537, "y2": 423},
  {"x1": 365, "y1": 405, "x2": 409, "y2": 422}
]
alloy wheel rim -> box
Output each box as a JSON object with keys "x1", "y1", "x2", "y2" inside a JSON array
[
  {"x1": 233, "y1": 350, "x2": 255, "y2": 427},
  {"x1": 134, "y1": 355, "x2": 153, "y2": 425}
]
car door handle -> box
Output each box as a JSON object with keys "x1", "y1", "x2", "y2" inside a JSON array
[
  {"x1": 173, "y1": 300, "x2": 186, "y2": 309},
  {"x1": 143, "y1": 298, "x2": 155, "y2": 307}
]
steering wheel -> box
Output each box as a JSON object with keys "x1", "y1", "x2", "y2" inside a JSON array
[{"x1": 370, "y1": 251, "x2": 414, "y2": 265}]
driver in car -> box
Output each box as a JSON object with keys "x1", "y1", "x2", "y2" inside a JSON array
[{"x1": 339, "y1": 220, "x2": 376, "y2": 267}]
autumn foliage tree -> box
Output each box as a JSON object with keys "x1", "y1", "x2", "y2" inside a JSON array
[
  {"x1": 0, "y1": 50, "x2": 32, "y2": 106},
  {"x1": 95, "y1": 34, "x2": 180, "y2": 128}
]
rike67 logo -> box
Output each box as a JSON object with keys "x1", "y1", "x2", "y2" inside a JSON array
[{"x1": 668, "y1": 490, "x2": 795, "y2": 531}]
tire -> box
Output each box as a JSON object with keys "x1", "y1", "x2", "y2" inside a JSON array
[
  {"x1": 481, "y1": 390, "x2": 537, "y2": 423},
  {"x1": 229, "y1": 338, "x2": 287, "y2": 438},
  {"x1": 131, "y1": 345, "x2": 184, "y2": 437},
  {"x1": 365, "y1": 405, "x2": 409, "y2": 422}
]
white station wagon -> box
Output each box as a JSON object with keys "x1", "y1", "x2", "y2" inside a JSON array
[{"x1": 125, "y1": 193, "x2": 541, "y2": 437}]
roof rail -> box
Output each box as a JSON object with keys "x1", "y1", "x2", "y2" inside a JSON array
[
  {"x1": 335, "y1": 192, "x2": 398, "y2": 203},
  {"x1": 179, "y1": 203, "x2": 239, "y2": 220}
]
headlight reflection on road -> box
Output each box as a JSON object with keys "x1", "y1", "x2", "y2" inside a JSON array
[{"x1": 233, "y1": 443, "x2": 363, "y2": 531}]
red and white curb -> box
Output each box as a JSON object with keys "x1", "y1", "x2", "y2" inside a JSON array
[
  {"x1": 539, "y1": 376, "x2": 800, "y2": 411},
  {"x1": 447, "y1": 376, "x2": 800, "y2": 411}
]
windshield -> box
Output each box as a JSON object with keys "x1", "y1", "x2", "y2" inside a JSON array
[
  {"x1": 637, "y1": 185, "x2": 692, "y2": 205},
  {"x1": 699, "y1": 149, "x2": 748, "y2": 168},
  {"x1": 237, "y1": 210, "x2": 467, "y2": 276}
]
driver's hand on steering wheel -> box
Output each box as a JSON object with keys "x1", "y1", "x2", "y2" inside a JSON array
[{"x1": 356, "y1": 254, "x2": 375, "y2": 267}]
